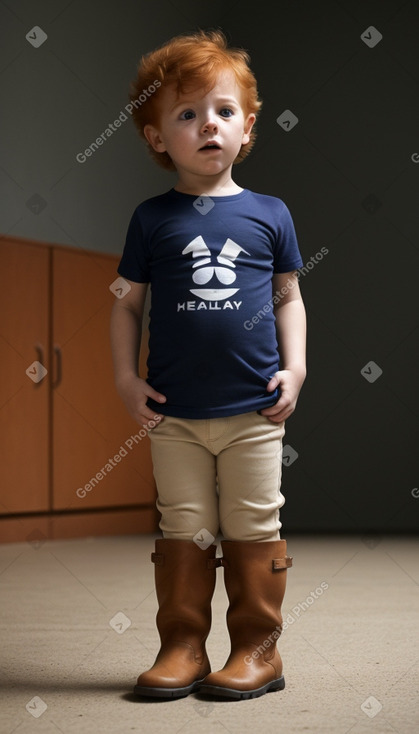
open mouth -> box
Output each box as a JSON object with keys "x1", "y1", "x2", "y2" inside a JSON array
[{"x1": 199, "y1": 143, "x2": 221, "y2": 151}]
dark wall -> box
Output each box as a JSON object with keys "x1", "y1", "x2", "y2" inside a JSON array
[{"x1": 1, "y1": 0, "x2": 418, "y2": 531}]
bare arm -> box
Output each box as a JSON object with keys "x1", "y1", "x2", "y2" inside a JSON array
[
  {"x1": 260, "y1": 271, "x2": 306, "y2": 423},
  {"x1": 110, "y1": 280, "x2": 166, "y2": 426}
]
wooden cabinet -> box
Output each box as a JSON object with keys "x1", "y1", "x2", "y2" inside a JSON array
[
  {"x1": 0, "y1": 236, "x2": 158, "y2": 542},
  {"x1": 0, "y1": 241, "x2": 50, "y2": 514}
]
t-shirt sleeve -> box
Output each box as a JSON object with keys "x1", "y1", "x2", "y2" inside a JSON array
[
  {"x1": 272, "y1": 201, "x2": 304, "y2": 273},
  {"x1": 117, "y1": 208, "x2": 151, "y2": 283}
]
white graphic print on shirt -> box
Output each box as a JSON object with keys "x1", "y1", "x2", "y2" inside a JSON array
[{"x1": 177, "y1": 236, "x2": 249, "y2": 311}]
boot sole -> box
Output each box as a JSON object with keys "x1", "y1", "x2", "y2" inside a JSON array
[
  {"x1": 133, "y1": 678, "x2": 205, "y2": 699},
  {"x1": 198, "y1": 675, "x2": 285, "y2": 700}
]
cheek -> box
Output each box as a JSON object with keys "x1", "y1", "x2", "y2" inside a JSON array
[{"x1": 179, "y1": 132, "x2": 197, "y2": 152}]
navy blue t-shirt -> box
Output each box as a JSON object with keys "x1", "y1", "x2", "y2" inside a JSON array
[{"x1": 117, "y1": 188, "x2": 303, "y2": 419}]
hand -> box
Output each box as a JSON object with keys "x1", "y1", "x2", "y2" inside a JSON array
[
  {"x1": 116, "y1": 375, "x2": 166, "y2": 428},
  {"x1": 260, "y1": 369, "x2": 305, "y2": 424}
]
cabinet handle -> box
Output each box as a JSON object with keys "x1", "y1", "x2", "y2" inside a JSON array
[
  {"x1": 53, "y1": 345, "x2": 62, "y2": 388},
  {"x1": 35, "y1": 343, "x2": 44, "y2": 364}
]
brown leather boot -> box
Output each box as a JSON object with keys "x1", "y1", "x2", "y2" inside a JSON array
[
  {"x1": 134, "y1": 539, "x2": 220, "y2": 698},
  {"x1": 199, "y1": 539, "x2": 292, "y2": 699}
]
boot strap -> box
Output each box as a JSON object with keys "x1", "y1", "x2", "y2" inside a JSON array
[
  {"x1": 151, "y1": 552, "x2": 222, "y2": 569},
  {"x1": 151, "y1": 552, "x2": 164, "y2": 565},
  {"x1": 272, "y1": 555, "x2": 293, "y2": 570},
  {"x1": 219, "y1": 555, "x2": 293, "y2": 570}
]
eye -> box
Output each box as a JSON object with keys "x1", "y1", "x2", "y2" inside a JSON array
[
  {"x1": 179, "y1": 109, "x2": 195, "y2": 120},
  {"x1": 220, "y1": 108, "x2": 234, "y2": 117}
]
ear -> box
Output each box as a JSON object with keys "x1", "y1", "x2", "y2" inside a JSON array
[
  {"x1": 241, "y1": 113, "x2": 256, "y2": 145},
  {"x1": 143, "y1": 124, "x2": 167, "y2": 153}
]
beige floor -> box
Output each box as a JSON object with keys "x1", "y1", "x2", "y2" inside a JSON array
[{"x1": 0, "y1": 533, "x2": 418, "y2": 734}]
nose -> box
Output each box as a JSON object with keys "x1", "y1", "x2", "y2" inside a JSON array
[{"x1": 201, "y1": 115, "x2": 218, "y2": 134}]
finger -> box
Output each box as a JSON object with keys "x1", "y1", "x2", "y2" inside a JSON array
[
  {"x1": 144, "y1": 414, "x2": 165, "y2": 430},
  {"x1": 266, "y1": 375, "x2": 280, "y2": 392},
  {"x1": 136, "y1": 407, "x2": 165, "y2": 426},
  {"x1": 146, "y1": 386, "x2": 167, "y2": 403},
  {"x1": 261, "y1": 395, "x2": 290, "y2": 416},
  {"x1": 266, "y1": 407, "x2": 294, "y2": 423}
]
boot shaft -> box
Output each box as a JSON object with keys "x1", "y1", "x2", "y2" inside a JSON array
[
  {"x1": 152, "y1": 539, "x2": 220, "y2": 643},
  {"x1": 220, "y1": 540, "x2": 292, "y2": 646},
  {"x1": 134, "y1": 538, "x2": 219, "y2": 697}
]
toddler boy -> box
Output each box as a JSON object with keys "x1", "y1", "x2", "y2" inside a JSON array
[{"x1": 111, "y1": 29, "x2": 306, "y2": 700}]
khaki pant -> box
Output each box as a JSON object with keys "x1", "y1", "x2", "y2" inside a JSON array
[{"x1": 148, "y1": 411, "x2": 286, "y2": 542}]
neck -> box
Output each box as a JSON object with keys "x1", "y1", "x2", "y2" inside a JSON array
[{"x1": 174, "y1": 171, "x2": 242, "y2": 197}]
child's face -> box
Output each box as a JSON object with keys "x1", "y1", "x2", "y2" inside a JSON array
[{"x1": 144, "y1": 70, "x2": 255, "y2": 182}]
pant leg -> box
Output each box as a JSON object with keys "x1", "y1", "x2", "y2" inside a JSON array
[
  {"x1": 148, "y1": 416, "x2": 219, "y2": 540},
  {"x1": 216, "y1": 412, "x2": 286, "y2": 542}
]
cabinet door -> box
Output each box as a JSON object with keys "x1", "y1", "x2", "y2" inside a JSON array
[
  {"x1": 52, "y1": 247, "x2": 156, "y2": 510},
  {"x1": 0, "y1": 240, "x2": 50, "y2": 513}
]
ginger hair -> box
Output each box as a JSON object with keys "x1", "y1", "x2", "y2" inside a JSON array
[{"x1": 129, "y1": 29, "x2": 263, "y2": 170}]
